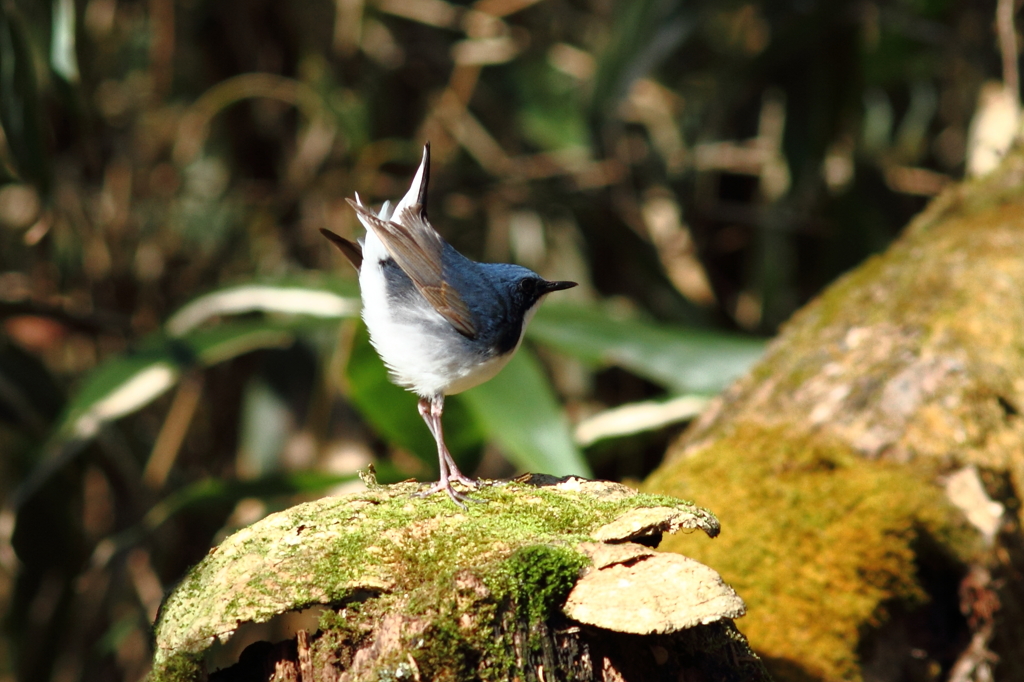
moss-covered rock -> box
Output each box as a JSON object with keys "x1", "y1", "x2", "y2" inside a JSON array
[
  {"x1": 645, "y1": 424, "x2": 975, "y2": 680},
  {"x1": 149, "y1": 476, "x2": 763, "y2": 682},
  {"x1": 645, "y1": 148, "x2": 1024, "y2": 680}
]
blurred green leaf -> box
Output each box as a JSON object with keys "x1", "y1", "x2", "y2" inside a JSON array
[
  {"x1": 165, "y1": 280, "x2": 360, "y2": 336},
  {"x1": 458, "y1": 347, "x2": 591, "y2": 478},
  {"x1": 96, "y1": 615, "x2": 141, "y2": 657},
  {"x1": 528, "y1": 303, "x2": 765, "y2": 395},
  {"x1": 574, "y1": 394, "x2": 710, "y2": 446},
  {"x1": 515, "y1": 58, "x2": 589, "y2": 151},
  {"x1": 0, "y1": 4, "x2": 50, "y2": 188},
  {"x1": 329, "y1": 88, "x2": 371, "y2": 152},
  {"x1": 57, "y1": 321, "x2": 304, "y2": 441},
  {"x1": 13, "y1": 280, "x2": 362, "y2": 508},
  {"x1": 59, "y1": 351, "x2": 180, "y2": 440},
  {"x1": 13, "y1": 319, "x2": 337, "y2": 508},
  {"x1": 589, "y1": 0, "x2": 695, "y2": 130},
  {"x1": 49, "y1": 278, "x2": 362, "y2": 441},
  {"x1": 142, "y1": 469, "x2": 365, "y2": 532},
  {"x1": 0, "y1": 342, "x2": 64, "y2": 436},
  {"x1": 237, "y1": 376, "x2": 292, "y2": 477},
  {"x1": 182, "y1": 322, "x2": 296, "y2": 366},
  {"x1": 50, "y1": 0, "x2": 79, "y2": 83},
  {"x1": 97, "y1": 468, "x2": 377, "y2": 563}
]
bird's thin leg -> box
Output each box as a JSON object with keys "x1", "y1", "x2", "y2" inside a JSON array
[
  {"x1": 418, "y1": 396, "x2": 451, "y2": 481},
  {"x1": 428, "y1": 396, "x2": 478, "y2": 487},
  {"x1": 415, "y1": 395, "x2": 479, "y2": 506}
]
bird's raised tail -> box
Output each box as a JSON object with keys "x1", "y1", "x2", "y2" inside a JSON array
[{"x1": 320, "y1": 228, "x2": 363, "y2": 272}]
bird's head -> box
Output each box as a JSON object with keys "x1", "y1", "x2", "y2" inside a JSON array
[
  {"x1": 512, "y1": 273, "x2": 578, "y2": 314},
  {"x1": 477, "y1": 264, "x2": 576, "y2": 352}
]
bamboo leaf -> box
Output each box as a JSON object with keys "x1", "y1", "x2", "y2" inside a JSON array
[
  {"x1": 0, "y1": 4, "x2": 50, "y2": 188},
  {"x1": 528, "y1": 304, "x2": 765, "y2": 395},
  {"x1": 166, "y1": 281, "x2": 359, "y2": 336}
]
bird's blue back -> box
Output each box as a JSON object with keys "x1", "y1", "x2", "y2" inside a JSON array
[{"x1": 380, "y1": 243, "x2": 544, "y2": 356}]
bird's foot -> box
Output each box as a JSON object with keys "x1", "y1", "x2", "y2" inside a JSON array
[
  {"x1": 446, "y1": 470, "x2": 481, "y2": 489},
  {"x1": 440, "y1": 454, "x2": 480, "y2": 489},
  {"x1": 415, "y1": 479, "x2": 485, "y2": 509}
]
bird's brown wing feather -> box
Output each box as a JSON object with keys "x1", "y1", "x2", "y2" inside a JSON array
[{"x1": 347, "y1": 200, "x2": 478, "y2": 340}]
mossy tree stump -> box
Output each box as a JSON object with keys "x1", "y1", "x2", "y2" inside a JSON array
[
  {"x1": 645, "y1": 149, "x2": 1024, "y2": 680},
  {"x1": 149, "y1": 476, "x2": 770, "y2": 682}
]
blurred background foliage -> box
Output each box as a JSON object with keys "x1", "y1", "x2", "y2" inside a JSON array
[{"x1": 0, "y1": 0, "x2": 1012, "y2": 679}]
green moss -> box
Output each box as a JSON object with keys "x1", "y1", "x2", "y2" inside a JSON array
[
  {"x1": 404, "y1": 544, "x2": 587, "y2": 680},
  {"x1": 322, "y1": 545, "x2": 586, "y2": 680},
  {"x1": 147, "y1": 653, "x2": 203, "y2": 682},
  {"x1": 414, "y1": 603, "x2": 490, "y2": 682},
  {"x1": 645, "y1": 423, "x2": 975, "y2": 681},
  {"x1": 491, "y1": 545, "x2": 589, "y2": 625}
]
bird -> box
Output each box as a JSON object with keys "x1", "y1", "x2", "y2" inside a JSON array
[{"x1": 321, "y1": 143, "x2": 577, "y2": 505}]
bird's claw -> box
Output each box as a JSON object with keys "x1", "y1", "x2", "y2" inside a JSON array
[
  {"x1": 415, "y1": 480, "x2": 485, "y2": 509},
  {"x1": 447, "y1": 472, "x2": 480, "y2": 489}
]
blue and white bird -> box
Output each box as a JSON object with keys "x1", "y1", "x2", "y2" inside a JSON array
[{"x1": 321, "y1": 144, "x2": 577, "y2": 504}]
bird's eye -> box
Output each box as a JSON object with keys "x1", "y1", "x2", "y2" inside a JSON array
[{"x1": 518, "y1": 278, "x2": 540, "y2": 296}]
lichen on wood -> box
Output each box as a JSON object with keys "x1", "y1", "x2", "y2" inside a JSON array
[
  {"x1": 566, "y1": 542, "x2": 746, "y2": 634},
  {"x1": 149, "y1": 475, "x2": 762, "y2": 682}
]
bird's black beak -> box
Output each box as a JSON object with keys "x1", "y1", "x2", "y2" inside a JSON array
[{"x1": 542, "y1": 280, "x2": 578, "y2": 294}]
